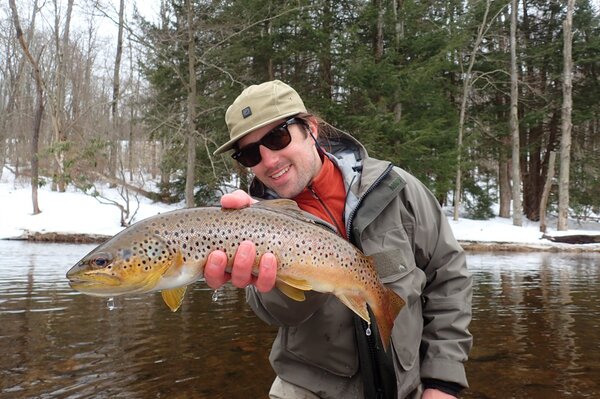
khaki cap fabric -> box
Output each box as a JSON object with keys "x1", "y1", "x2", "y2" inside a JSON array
[{"x1": 214, "y1": 80, "x2": 307, "y2": 155}]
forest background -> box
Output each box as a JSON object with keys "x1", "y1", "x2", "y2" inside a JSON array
[{"x1": 1, "y1": 0, "x2": 599, "y2": 231}]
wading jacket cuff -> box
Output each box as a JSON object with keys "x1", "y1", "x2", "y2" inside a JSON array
[{"x1": 422, "y1": 378, "x2": 463, "y2": 397}]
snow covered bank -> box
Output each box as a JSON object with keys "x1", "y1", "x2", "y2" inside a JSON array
[{"x1": 2, "y1": 166, "x2": 599, "y2": 251}]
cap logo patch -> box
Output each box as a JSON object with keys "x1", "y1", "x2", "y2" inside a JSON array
[{"x1": 242, "y1": 106, "x2": 252, "y2": 119}]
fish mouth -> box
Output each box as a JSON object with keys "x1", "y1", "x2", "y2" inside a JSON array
[{"x1": 67, "y1": 273, "x2": 123, "y2": 294}]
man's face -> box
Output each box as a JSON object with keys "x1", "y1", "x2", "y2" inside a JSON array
[{"x1": 237, "y1": 118, "x2": 322, "y2": 198}]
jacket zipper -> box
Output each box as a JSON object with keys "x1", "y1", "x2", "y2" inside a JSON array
[
  {"x1": 307, "y1": 184, "x2": 345, "y2": 237},
  {"x1": 346, "y1": 163, "x2": 394, "y2": 399},
  {"x1": 346, "y1": 164, "x2": 393, "y2": 238}
]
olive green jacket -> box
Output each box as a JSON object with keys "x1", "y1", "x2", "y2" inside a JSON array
[{"x1": 246, "y1": 131, "x2": 472, "y2": 398}]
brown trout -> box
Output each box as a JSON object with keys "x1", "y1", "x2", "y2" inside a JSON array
[{"x1": 66, "y1": 199, "x2": 405, "y2": 348}]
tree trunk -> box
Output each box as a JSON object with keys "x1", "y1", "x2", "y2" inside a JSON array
[
  {"x1": 266, "y1": 19, "x2": 274, "y2": 80},
  {"x1": 498, "y1": 138, "x2": 511, "y2": 218},
  {"x1": 159, "y1": 140, "x2": 170, "y2": 200},
  {"x1": 3, "y1": 0, "x2": 40, "y2": 181},
  {"x1": 454, "y1": 0, "x2": 492, "y2": 221},
  {"x1": 0, "y1": 46, "x2": 21, "y2": 177},
  {"x1": 319, "y1": 0, "x2": 333, "y2": 100},
  {"x1": 109, "y1": 0, "x2": 125, "y2": 184},
  {"x1": 557, "y1": 0, "x2": 574, "y2": 231},
  {"x1": 128, "y1": 39, "x2": 135, "y2": 182},
  {"x1": 52, "y1": 0, "x2": 74, "y2": 192},
  {"x1": 539, "y1": 151, "x2": 556, "y2": 233},
  {"x1": 374, "y1": 0, "x2": 385, "y2": 62},
  {"x1": 453, "y1": 88, "x2": 466, "y2": 221},
  {"x1": 9, "y1": 0, "x2": 42, "y2": 214},
  {"x1": 393, "y1": 0, "x2": 404, "y2": 51},
  {"x1": 185, "y1": 0, "x2": 197, "y2": 208},
  {"x1": 392, "y1": 0, "x2": 404, "y2": 123},
  {"x1": 509, "y1": 0, "x2": 522, "y2": 226}
]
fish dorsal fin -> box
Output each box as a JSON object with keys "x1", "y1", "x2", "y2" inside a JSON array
[
  {"x1": 161, "y1": 286, "x2": 187, "y2": 312},
  {"x1": 251, "y1": 199, "x2": 338, "y2": 233},
  {"x1": 251, "y1": 199, "x2": 317, "y2": 224}
]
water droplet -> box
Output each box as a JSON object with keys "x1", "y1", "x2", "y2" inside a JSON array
[
  {"x1": 365, "y1": 325, "x2": 372, "y2": 337},
  {"x1": 107, "y1": 297, "x2": 116, "y2": 311},
  {"x1": 211, "y1": 289, "x2": 220, "y2": 302}
]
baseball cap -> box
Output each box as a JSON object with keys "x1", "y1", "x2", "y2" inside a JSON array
[{"x1": 214, "y1": 80, "x2": 307, "y2": 155}]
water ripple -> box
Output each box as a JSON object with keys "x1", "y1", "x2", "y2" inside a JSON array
[{"x1": 1, "y1": 242, "x2": 600, "y2": 399}]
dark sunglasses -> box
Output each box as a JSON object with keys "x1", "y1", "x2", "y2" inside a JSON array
[{"x1": 232, "y1": 117, "x2": 304, "y2": 167}]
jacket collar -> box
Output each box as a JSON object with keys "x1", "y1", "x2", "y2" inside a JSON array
[{"x1": 249, "y1": 129, "x2": 393, "y2": 201}]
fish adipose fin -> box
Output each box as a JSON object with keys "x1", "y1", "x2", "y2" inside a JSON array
[{"x1": 161, "y1": 286, "x2": 188, "y2": 312}]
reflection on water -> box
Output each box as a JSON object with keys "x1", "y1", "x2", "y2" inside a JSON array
[
  {"x1": 0, "y1": 241, "x2": 599, "y2": 398},
  {"x1": 0, "y1": 241, "x2": 276, "y2": 398},
  {"x1": 465, "y1": 253, "x2": 600, "y2": 399}
]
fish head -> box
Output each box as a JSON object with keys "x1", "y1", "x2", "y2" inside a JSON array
[{"x1": 66, "y1": 230, "x2": 180, "y2": 297}]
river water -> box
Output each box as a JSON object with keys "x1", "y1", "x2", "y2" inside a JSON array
[{"x1": 0, "y1": 240, "x2": 598, "y2": 398}]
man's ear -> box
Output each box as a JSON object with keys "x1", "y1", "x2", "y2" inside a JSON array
[{"x1": 304, "y1": 116, "x2": 319, "y2": 139}]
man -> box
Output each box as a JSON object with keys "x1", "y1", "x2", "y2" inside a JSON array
[{"x1": 206, "y1": 80, "x2": 472, "y2": 399}]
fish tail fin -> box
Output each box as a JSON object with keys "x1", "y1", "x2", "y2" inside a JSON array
[{"x1": 372, "y1": 288, "x2": 405, "y2": 351}]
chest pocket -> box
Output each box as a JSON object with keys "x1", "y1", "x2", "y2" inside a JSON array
[
  {"x1": 369, "y1": 245, "x2": 415, "y2": 282},
  {"x1": 359, "y1": 212, "x2": 417, "y2": 282}
]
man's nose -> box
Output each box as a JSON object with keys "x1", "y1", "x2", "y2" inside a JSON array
[{"x1": 258, "y1": 145, "x2": 279, "y2": 167}]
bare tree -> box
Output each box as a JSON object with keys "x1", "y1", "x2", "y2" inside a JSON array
[
  {"x1": 539, "y1": 151, "x2": 556, "y2": 233},
  {"x1": 108, "y1": 0, "x2": 125, "y2": 183},
  {"x1": 509, "y1": 0, "x2": 522, "y2": 226},
  {"x1": 9, "y1": 0, "x2": 42, "y2": 214},
  {"x1": 392, "y1": 0, "x2": 404, "y2": 123},
  {"x1": 127, "y1": 38, "x2": 136, "y2": 182},
  {"x1": 557, "y1": 0, "x2": 575, "y2": 231},
  {"x1": 0, "y1": 22, "x2": 21, "y2": 177},
  {"x1": 374, "y1": 0, "x2": 385, "y2": 62},
  {"x1": 453, "y1": 0, "x2": 499, "y2": 220},
  {"x1": 51, "y1": 0, "x2": 74, "y2": 192},
  {"x1": 2, "y1": 0, "x2": 41, "y2": 179},
  {"x1": 185, "y1": 0, "x2": 197, "y2": 208}
]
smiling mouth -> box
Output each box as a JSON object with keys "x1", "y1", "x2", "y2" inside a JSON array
[{"x1": 271, "y1": 166, "x2": 290, "y2": 179}]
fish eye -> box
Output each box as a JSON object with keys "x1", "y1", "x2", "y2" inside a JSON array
[
  {"x1": 89, "y1": 253, "x2": 113, "y2": 269},
  {"x1": 94, "y1": 258, "x2": 108, "y2": 267}
]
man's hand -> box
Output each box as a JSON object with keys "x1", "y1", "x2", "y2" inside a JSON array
[
  {"x1": 422, "y1": 388, "x2": 457, "y2": 399},
  {"x1": 204, "y1": 190, "x2": 277, "y2": 293},
  {"x1": 220, "y1": 189, "x2": 257, "y2": 208}
]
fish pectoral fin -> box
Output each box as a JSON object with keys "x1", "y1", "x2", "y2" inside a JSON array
[
  {"x1": 276, "y1": 281, "x2": 306, "y2": 301},
  {"x1": 337, "y1": 293, "x2": 370, "y2": 324},
  {"x1": 276, "y1": 275, "x2": 313, "y2": 302},
  {"x1": 161, "y1": 286, "x2": 187, "y2": 312},
  {"x1": 277, "y1": 275, "x2": 313, "y2": 291}
]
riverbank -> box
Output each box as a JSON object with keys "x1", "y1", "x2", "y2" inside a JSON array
[
  {"x1": 459, "y1": 240, "x2": 600, "y2": 253},
  {"x1": 4, "y1": 228, "x2": 600, "y2": 253},
  {"x1": 2, "y1": 166, "x2": 599, "y2": 252}
]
